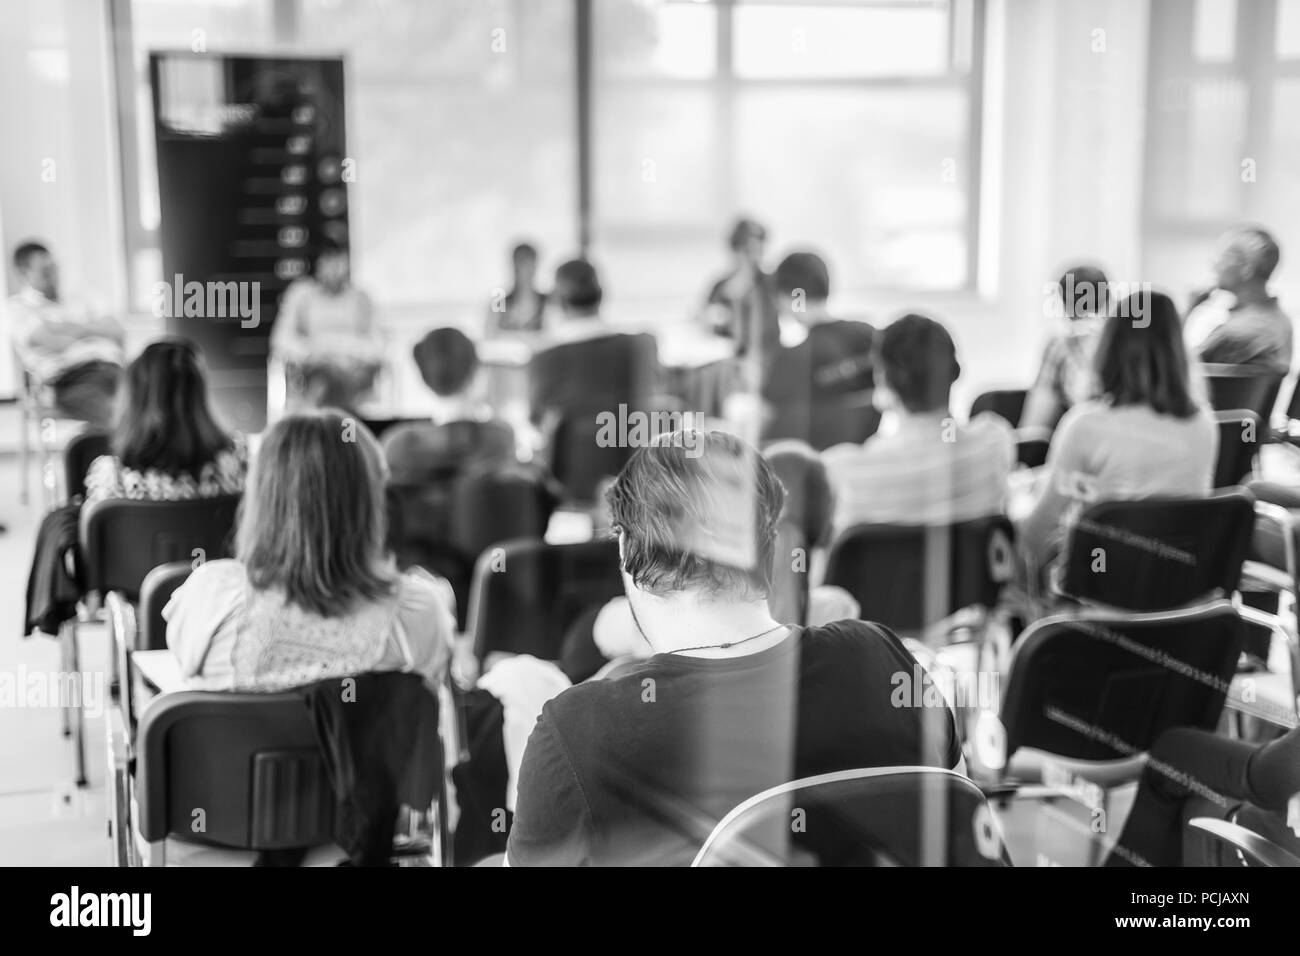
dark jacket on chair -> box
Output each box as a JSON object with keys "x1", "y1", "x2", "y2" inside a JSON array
[{"x1": 304, "y1": 672, "x2": 443, "y2": 867}]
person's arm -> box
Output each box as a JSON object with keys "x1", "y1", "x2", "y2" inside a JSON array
[
  {"x1": 270, "y1": 282, "x2": 310, "y2": 362},
  {"x1": 392, "y1": 567, "x2": 457, "y2": 683},
  {"x1": 163, "y1": 561, "x2": 245, "y2": 683},
  {"x1": 505, "y1": 711, "x2": 596, "y2": 866},
  {"x1": 1020, "y1": 339, "x2": 1066, "y2": 432},
  {"x1": 1017, "y1": 408, "x2": 1091, "y2": 570}
]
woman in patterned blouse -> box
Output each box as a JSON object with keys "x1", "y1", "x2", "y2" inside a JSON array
[{"x1": 85, "y1": 339, "x2": 247, "y2": 501}]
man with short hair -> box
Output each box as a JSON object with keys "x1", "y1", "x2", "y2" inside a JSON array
[
  {"x1": 506, "y1": 429, "x2": 961, "y2": 866},
  {"x1": 6, "y1": 240, "x2": 124, "y2": 426},
  {"x1": 822, "y1": 313, "x2": 1014, "y2": 531},
  {"x1": 1191, "y1": 227, "x2": 1293, "y2": 373},
  {"x1": 761, "y1": 251, "x2": 877, "y2": 446},
  {"x1": 527, "y1": 258, "x2": 657, "y2": 430}
]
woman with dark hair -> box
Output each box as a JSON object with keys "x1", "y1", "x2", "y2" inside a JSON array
[
  {"x1": 85, "y1": 339, "x2": 246, "y2": 501},
  {"x1": 1018, "y1": 290, "x2": 1218, "y2": 571},
  {"x1": 165, "y1": 410, "x2": 455, "y2": 691},
  {"x1": 24, "y1": 339, "x2": 246, "y2": 637}
]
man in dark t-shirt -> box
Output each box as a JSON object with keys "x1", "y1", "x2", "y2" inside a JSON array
[{"x1": 506, "y1": 429, "x2": 961, "y2": 867}]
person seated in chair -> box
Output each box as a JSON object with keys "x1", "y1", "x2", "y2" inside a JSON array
[
  {"x1": 1187, "y1": 226, "x2": 1292, "y2": 375},
  {"x1": 381, "y1": 327, "x2": 516, "y2": 484},
  {"x1": 822, "y1": 313, "x2": 1015, "y2": 534},
  {"x1": 1020, "y1": 264, "x2": 1109, "y2": 433},
  {"x1": 527, "y1": 258, "x2": 658, "y2": 432},
  {"x1": 271, "y1": 238, "x2": 385, "y2": 416},
  {"x1": 1105, "y1": 725, "x2": 1300, "y2": 867},
  {"x1": 6, "y1": 240, "x2": 124, "y2": 429},
  {"x1": 1019, "y1": 291, "x2": 1217, "y2": 575},
  {"x1": 759, "y1": 252, "x2": 877, "y2": 447},
  {"x1": 505, "y1": 428, "x2": 961, "y2": 866},
  {"x1": 166, "y1": 410, "x2": 456, "y2": 692}
]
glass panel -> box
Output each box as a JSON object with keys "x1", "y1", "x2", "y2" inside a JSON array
[
  {"x1": 595, "y1": 0, "x2": 718, "y2": 80},
  {"x1": 733, "y1": 86, "x2": 969, "y2": 290},
  {"x1": 1278, "y1": 0, "x2": 1300, "y2": 60},
  {"x1": 1192, "y1": 0, "x2": 1237, "y2": 63},
  {"x1": 733, "y1": 2, "x2": 951, "y2": 79}
]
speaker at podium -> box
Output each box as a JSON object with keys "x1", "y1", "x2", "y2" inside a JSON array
[{"x1": 150, "y1": 51, "x2": 349, "y2": 434}]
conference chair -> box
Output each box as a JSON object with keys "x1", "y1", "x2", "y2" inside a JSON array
[
  {"x1": 981, "y1": 602, "x2": 1244, "y2": 864},
  {"x1": 467, "y1": 537, "x2": 624, "y2": 668},
  {"x1": 1215, "y1": 410, "x2": 1264, "y2": 489},
  {"x1": 112, "y1": 679, "x2": 451, "y2": 867},
  {"x1": 1051, "y1": 490, "x2": 1254, "y2": 612},
  {"x1": 969, "y1": 389, "x2": 1028, "y2": 428},
  {"x1": 1235, "y1": 502, "x2": 1300, "y2": 726},
  {"x1": 1203, "y1": 363, "x2": 1285, "y2": 422},
  {"x1": 544, "y1": 406, "x2": 640, "y2": 505},
  {"x1": 16, "y1": 362, "x2": 85, "y2": 509},
  {"x1": 389, "y1": 463, "x2": 559, "y2": 630},
  {"x1": 692, "y1": 767, "x2": 1009, "y2": 867},
  {"x1": 67, "y1": 494, "x2": 240, "y2": 786},
  {"x1": 823, "y1": 516, "x2": 1016, "y2": 639},
  {"x1": 1187, "y1": 817, "x2": 1300, "y2": 867},
  {"x1": 762, "y1": 391, "x2": 882, "y2": 452},
  {"x1": 62, "y1": 430, "x2": 110, "y2": 504}
]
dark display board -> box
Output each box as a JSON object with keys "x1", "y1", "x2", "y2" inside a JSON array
[{"x1": 150, "y1": 52, "x2": 348, "y2": 432}]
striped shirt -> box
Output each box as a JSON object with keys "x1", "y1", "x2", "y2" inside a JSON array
[{"x1": 822, "y1": 411, "x2": 1015, "y2": 533}]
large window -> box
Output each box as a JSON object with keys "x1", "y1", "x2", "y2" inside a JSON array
[
  {"x1": 1144, "y1": 0, "x2": 1300, "y2": 302},
  {"x1": 591, "y1": 0, "x2": 985, "y2": 308},
  {"x1": 118, "y1": 0, "x2": 982, "y2": 312}
]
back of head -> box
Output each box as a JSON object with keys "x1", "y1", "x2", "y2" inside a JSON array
[
  {"x1": 606, "y1": 429, "x2": 786, "y2": 602},
  {"x1": 764, "y1": 439, "x2": 834, "y2": 547},
  {"x1": 12, "y1": 239, "x2": 49, "y2": 275},
  {"x1": 878, "y1": 314, "x2": 960, "y2": 413},
  {"x1": 729, "y1": 217, "x2": 767, "y2": 252},
  {"x1": 554, "y1": 258, "x2": 602, "y2": 315},
  {"x1": 1093, "y1": 290, "x2": 1198, "y2": 418},
  {"x1": 1226, "y1": 226, "x2": 1281, "y2": 284},
  {"x1": 1058, "y1": 264, "x2": 1109, "y2": 319},
  {"x1": 114, "y1": 339, "x2": 231, "y2": 476},
  {"x1": 237, "y1": 410, "x2": 395, "y2": 616},
  {"x1": 774, "y1": 252, "x2": 831, "y2": 305},
  {"x1": 413, "y1": 327, "x2": 478, "y2": 397}
]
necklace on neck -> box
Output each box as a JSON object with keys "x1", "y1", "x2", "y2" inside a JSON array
[{"x1": 668, "y1": 623, "x2": 790, "y2": 656}]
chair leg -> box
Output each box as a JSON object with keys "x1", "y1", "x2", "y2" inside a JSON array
[
  {"x1": 59, "y1": 623, "x2": 71, "y2": 738},
  {"x1": 19, "y1": 406, "x2": 30, "y2": 506},
  {"x1": 66, "y1": 623, "x2": 87, "y2": 788},
  {"x1": 147, "y1": 841, "x2": 165, "y2": 867}
]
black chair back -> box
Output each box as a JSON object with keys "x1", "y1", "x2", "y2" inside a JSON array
[
  {"x1": 546, "y1": 407, "x2": 640, "y2": 503},
  {"x1": 823, "y1": 516, "x2": 1015, "y2": 633},
  {"x1": 136, "y1": 690, "x2": 335, "y2": 850},
  {"x1": 1000, "y1": 603, "x2": 1243, "y2": 763},
  {"x1": 693, "y1": 767, "x2": 1007, "y2": 867},
  {"x1": 1204, "y1": 364, "x2": 1285, "y2": 420},
  {"x1": 468, "y1": 538, "x2": 625, "y2": 663},
  {"x1": 1214, "y1": 410, "x2": 1263, "y2": 489},
  {"x1": 139, "y1": 562, "x2": 193, "y2": 651},
  {"x1": 80, "y1": 494, "x2": 241, "y2": 602},
  {"x1": 1016, "y1": 436, "x2": 1050, "y2": 469},
  {"x1": 1058, "y1": 491, "x2": 1254, "y2": 610},
  {"x1": 969, "y1": 389, "x2": 1027, "y2": 428},
  {"x1": 64, "y1": 430, "x2": 110, "y2": 502}
]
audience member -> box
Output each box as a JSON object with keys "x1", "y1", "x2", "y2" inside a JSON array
[
  {"x1": 1021, "y1": 264, "x2": 1108, "y2": 432},
  {"x1": 271, "y1": 238, "x2": 384, "y2": 415},
  {"x1": 1106, "y1": 725, "x2": 1300, "y2": 867},
  {"x1": 166, "y1": 410, "x2": 456, "y2": 691},
  {"x1": 1019, "y1": 291, "x2": 1217, "y2": 571},
  {"x1": 823, "y1": 313, "x2": 1014, "y2": 532},
  {"x1": 6, "y1": 240, "x2": 124, "y2": 428},
  {"x1": 528, "y1": 258, "x2": 657, "y2": 429},
  {"x1": 85, "y1": 339, "x2": 247, "y2": 501},
  {"x1": 24, "y1": 339, "x2": 246, "y2": 637},
  {"x1": 506, "y1": 429, "x2": 960, "y2": 866},
  {"x1": 486, "y1": 241, "x2": 548, "y2": 336},
  {"x1": 700, "y1": 217, "x2": 780, "y2": 360},
  {"x1": 1188, "y1": 227, "x2": 1292, "y2": 374},
  {"x1": 760, "y1": 251, "x2": 877, "y2": 446},
  {"x1": 382, "y1": 327, "x2": 516, "y2": 483}
]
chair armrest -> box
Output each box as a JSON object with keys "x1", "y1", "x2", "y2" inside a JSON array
[{"x1": 1187, "y1": 817, "x2": 1300, "y2": 867}]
